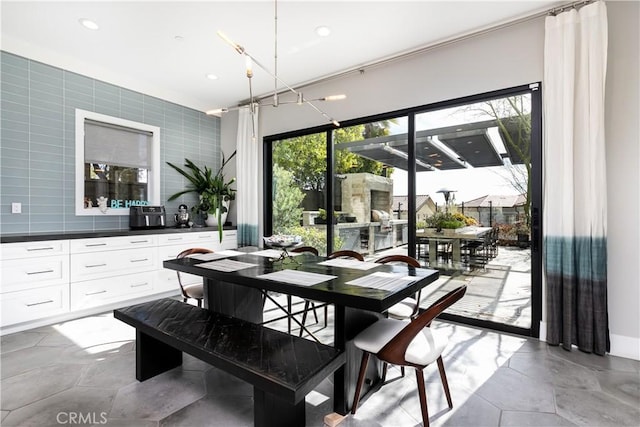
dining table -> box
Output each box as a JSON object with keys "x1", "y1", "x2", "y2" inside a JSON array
[
  {"x1": 163, "y1": 247, "x2": 439, "y2": 415},
  {"x1": 416, "y1": 225, "x2": 493, "y2": 267}
]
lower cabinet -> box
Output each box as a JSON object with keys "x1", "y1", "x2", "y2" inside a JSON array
[
  {"x1": 0, "y1": 228, "x2": 238, "y2": 334},
  {"x1": 71, "y1": 271, "x2": 155, "y2": 310},
  {"x1": 1, "y1": 284, "x2": 70, "y2": 326}
]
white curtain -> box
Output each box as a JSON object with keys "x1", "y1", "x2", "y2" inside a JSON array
[
  {"x1": 236, "y1": 106, "x2": 260, "y2": 246},
  {"x1": 543, "y1": 1, "x2": 609, "y2": 355}
]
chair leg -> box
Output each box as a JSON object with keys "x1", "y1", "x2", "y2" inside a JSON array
[
  {"x1": 197, "y1": 298, "x2": 202, "y2": 308},
  {"x1": 311, "y1": 302, "x2": 319, "y2": 324},
  {"x1": 381, "y1": 362, "x2": 388, "y2": 383},
  {"x1": 183, "y1": 297, "x2": 187, "y2": 303},
  {"x1": 415, "y1": 368, "x2": 430, "y2": 427},
  {"x1": 436, "y1": 356, "x2": 453, "y2": 409},
  {"x1": 324, "y1": 305, "x2": 328, "y2": 328},
  {"x1": 351, "y1": 352, "x2": 370, "y2": 415},
  {"x1": 287, "y1": 295, "x2": 292, "y2": 334},
  {"x1": 299, "y1": 301, "x2": 311, "y2": 337}
]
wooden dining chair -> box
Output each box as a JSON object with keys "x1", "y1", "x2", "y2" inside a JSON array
[
  {"x1": 176, "y1": 247, "x2": 213, "y2": 307},
  {"x1": 290, "y1": 246, "x2": 328, "y2": 335},
  {"x1": 351, "y1": 285, "x2": 467, "y2": 427},
  {"x1": 327, "y1": 250, "x2": 364, "y2": 261},
  {"x1": 375, "y1": 255, "x2": 422, "y2": 320}
]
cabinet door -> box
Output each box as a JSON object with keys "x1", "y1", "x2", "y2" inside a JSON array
[
  {"x1": 71, "y1": 247, "x2": 157, "y2": 282},
  {"x1": 70, "y1": 235, "x2": 156, "y2": 253},
  {"x1": 1, "y1": 240, "x2": 69, "y2": 260},
  {"x1": 70, "y1": 271, "x2": 154, "y2": 310},
  {"x1": 1, "y1": 255, "x2": 69, "y2": 292},
  {"x1": 1, "y1": 285, "x2": 69, "y2": 326}
]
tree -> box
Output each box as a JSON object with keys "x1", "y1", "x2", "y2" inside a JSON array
[{"x1": 272, "y1": 164, "x2": 305, "y2": 233}]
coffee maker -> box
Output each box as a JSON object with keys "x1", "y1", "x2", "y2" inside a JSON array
[{"x1": 174, "y1": 204, "x2": 190, "y2": 228}]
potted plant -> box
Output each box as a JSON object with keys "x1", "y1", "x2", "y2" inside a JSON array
[{"x1": 166, "y1": 151, "x2": 236, "y2": 242}]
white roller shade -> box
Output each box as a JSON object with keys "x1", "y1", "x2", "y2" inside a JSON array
[{"x1": 84, "y1": 119, "x2": 153, "y2": 168}]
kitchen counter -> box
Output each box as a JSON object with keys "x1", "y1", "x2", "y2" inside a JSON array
[{"x1": 1, "y1": 225, "x2": 237, "y2": 244}]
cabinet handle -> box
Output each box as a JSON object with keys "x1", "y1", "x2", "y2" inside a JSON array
[
  {"x1": 85, "y1": 263, "x2": 107, "y2": 268},
  {"x1": 130, "y1": 240, "x2": 149, "y2": 244},
  {"x1": 26, "y1": 269, "x2": 54, "y2": 275},
  {"x1": 85, "y1": 243, "x2": 107, "y2": 247},
  {"x1": 130, "y1": 282, "x2": 148, "y2": 288},
  {"x1": 85, "y1": 290, "x2": 107, "y2": 296},
  {"x1": 168, "y1": 237, "x2": 182, "y2": 241},
  {"x1": 198, "y1": 235, "x2": 211, "y2": 239},
  {"x1": 26, "y1": 247, "x2": 55, "y2": 252},
  {"x1": 26, "y1": 300, "x2": 54, "y2": 307},
  {"x1": 130, "y1": 258, "x2": 148, "y2": 263}
]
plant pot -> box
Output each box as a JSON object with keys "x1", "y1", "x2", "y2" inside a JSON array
[{"x1": 204, "y1": 200, "x2": 230, "y2": 228}]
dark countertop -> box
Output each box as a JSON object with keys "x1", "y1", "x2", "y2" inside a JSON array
[{"x1": 1, "y1": 226, "x2": 237, "y2": 244}]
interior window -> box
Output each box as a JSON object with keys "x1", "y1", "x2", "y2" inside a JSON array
[{"x1": 75, "y1": 109, "x2": 160, "y2": 216}]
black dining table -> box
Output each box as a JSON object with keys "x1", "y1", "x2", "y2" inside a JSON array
[{"x1": 163, "y1": 248, "x2": 439, "y2": 415}]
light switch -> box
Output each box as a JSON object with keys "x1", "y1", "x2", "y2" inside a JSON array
[{"x1": 11, "y1": 202, "x2": 21, "y2": 214}]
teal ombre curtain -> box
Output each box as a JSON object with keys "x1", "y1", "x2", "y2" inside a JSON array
[
  {"x1": 236, "y1": 106, "x2": 259, "y2": 247},
  {"x1": 543, "y1": 1, "x2": 609, "y2": 355}
]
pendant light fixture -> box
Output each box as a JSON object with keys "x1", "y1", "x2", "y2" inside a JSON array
[{"x1": 209, "y1": 0, "x2": 345, "y2": 130}]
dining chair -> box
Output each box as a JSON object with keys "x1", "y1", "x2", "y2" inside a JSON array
[
  {"x1": 375, "y1": 255, "x2": 422, "y2": 320},
  {"x1": 176, "y1": 247, "x2": 213, "y2": 307},
  {"x1": 351, "y1": 285, "x2": 467, "y2": 427},
  {"x1": 327, "y1": 250, "x2": 365, "y2": 261},
  {"x1": 290, "y1": 246, "x2": 328, "y2": 335}
]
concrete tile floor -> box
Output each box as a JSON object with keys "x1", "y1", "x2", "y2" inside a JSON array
[{"x1": 1, "y1": 306, "x2": 639, "y2": 427}]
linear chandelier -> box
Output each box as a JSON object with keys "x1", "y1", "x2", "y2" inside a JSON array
[{"x1": 208, "y1": 0, "x2": 345, "y2": 131}]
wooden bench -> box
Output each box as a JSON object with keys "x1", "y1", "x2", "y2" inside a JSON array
[{"x1": 114, "y1": 298, "x2": 345, "y2": 427}]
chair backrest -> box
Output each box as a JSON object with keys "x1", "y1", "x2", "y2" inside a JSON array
[
  {"x1": 375, "y1": 254, "x2": 420, "y2": 268},
  {"x1": 176, "y1": 248, "x2": 213, "y2": 296},
  {"x1": 291, "y1": 246, "x2": 319, "y2": 256},
  {"x1": 327, "y1": 250, "x2": 364, "y2": 261},
  {"x1": 377, "y1": 285, "x2": 467, "y2": 366}
]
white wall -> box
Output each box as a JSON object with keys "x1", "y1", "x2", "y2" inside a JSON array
[{"x1": 223, "y1": 1, "x2": 639, "y2": 359}]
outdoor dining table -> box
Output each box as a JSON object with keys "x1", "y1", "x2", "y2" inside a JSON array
[
  {"x1": 163, "y1": 247, "x2": 439, "y2": 415},
  {"x1": 416, "y1": 226, "x2": 493, "y2": 266}
]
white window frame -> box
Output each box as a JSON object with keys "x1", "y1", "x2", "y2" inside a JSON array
[{"x1": 75, "y1": 109, "x2": 161, "y2": 216}]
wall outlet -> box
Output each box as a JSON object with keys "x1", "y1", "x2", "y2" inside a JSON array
[{"x1": 11, "y1": 202, "x2": 22, "y2": 214}]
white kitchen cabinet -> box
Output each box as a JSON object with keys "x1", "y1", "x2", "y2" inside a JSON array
[{"x1": 0, "y1": 228, "x2": 237, "y2": 334}]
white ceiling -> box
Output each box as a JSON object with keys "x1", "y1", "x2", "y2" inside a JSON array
[{"x1": 1, "y1": 1, "x2": 563, "y2": 113}]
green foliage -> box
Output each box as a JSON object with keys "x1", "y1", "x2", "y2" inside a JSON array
[
  {"x1": 287, "y1": 226, "x2": 343, "y2": 257},
  {"x1": 425, "y1": 212, "x2": 465, "y2": 230},
  {"x1": 166, "y1": 152, "x2": 236, "y2": 241},
  {"x1": 272, "y1": 165, "x2": 305, "y2": 233}
]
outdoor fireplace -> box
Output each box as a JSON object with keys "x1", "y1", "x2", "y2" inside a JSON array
[{"x1": 340, "y1": 173, "x2": 393, "y2": 224}]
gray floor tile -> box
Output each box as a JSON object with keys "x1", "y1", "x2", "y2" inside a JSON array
[
  {"x1": 1, "y1": 386, "x2": 117, "y2": 427},
  {"x1": 77, "y1": 351, "x2": 137, "y2": 389},
  {"x1": 548, "y1": 345, "x2": 640, "y2": 373},
  {"x1": 500, "y1": 411, "x2": 577, "y2": 426},
  {"x1": 554, "y1": 386, "x2": 640, "y2": 426},
  {"x1": 110, "y1": 369, "x2": 206, "y2": 421},
  {"x1": 159, "y1": 394, "x2": 253, "y2": 427},
  {"x1": 475, "y1": 367, "x2": 556, "y2": 412},
  {"x1": 0, "y1": 331, "x2": 46, "y2": 354},
  {"x1": 1, "y1": 345, "x2": 68, "y2": 379},
  {"x1": 508, "y1": 352, "x2": 601, "y2": 390},
  {"x1": 594, "y1": 370, "x2": 640, "y2": 408},
  {"x1": 204, "y1": 367, "x2": 253, "y2": 397},
  {"x1": 1, "y1": 363, "x2": 85, "y2": 410}
]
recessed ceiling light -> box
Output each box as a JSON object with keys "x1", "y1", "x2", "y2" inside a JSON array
[
  {"x1": 79, "y1": 18, "x2": 99, "y2": 30},
  {"x1": 206, "y1": 73, "x2": 218, "y2": 81},
  {"x1": 315, "y1": 26, "x2": 331, "y2": 37}
]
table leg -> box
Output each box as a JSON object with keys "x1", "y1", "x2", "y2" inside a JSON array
[{"x1": 204, "y1": 278, "x2": 264, "y2": 323}]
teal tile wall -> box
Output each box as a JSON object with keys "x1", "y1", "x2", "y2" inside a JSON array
[{"x1": 0, "y1": 51, "x2": 220, "y2": 235}]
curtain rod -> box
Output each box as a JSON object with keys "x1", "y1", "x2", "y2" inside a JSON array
[{"x1": 258, "y1": 0, "x2": 595, "y2": 101}]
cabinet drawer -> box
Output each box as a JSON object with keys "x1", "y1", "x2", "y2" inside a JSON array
[
  {"x1": 71, "y1": 248, "x2": 157, "y2": 282},
  {"x1": 1, "y1": 240, "x2": 69, "y2": 260},
  {"x1": 70, "y1": 235, "x2": 156, "y2": 253},
  {"x1": 157, "y1": 231, "x2": 217, "y2": 246},
  {"x1": 1, "y1": 255, "x2": 69, "y2": 292},
  {"x1": 1, "y1": 285, "x2": 69, "y2": 326},
  {"x1": 221, "y1": 230, "x2": 238, "y2": 250},
  {"x1": 70, "y1": 272, "x2": 154, "y2": 310}
]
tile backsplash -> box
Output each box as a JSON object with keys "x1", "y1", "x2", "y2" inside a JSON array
[{"x1": 1, "y1": 51, "x2": 220, "y2": 235}]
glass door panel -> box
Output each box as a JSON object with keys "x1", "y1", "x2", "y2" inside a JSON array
[
  {"x1": 414, "y1": 93, "x2": 533, "y2": 330},
  {"x1": 332, "y1": 117, "x2": 408, "y2": 258},
  {"x1": 271, "y1": 132, "x2": 328, "y2": 254}
]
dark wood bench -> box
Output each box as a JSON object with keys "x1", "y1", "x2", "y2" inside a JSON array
[{"x1": 114, "y1": 298, "x2": 345, "y2": 427}]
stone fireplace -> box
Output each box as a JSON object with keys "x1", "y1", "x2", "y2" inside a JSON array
[{"x1": 340, "y1": 173, "x2": 393, "y2": 223}]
